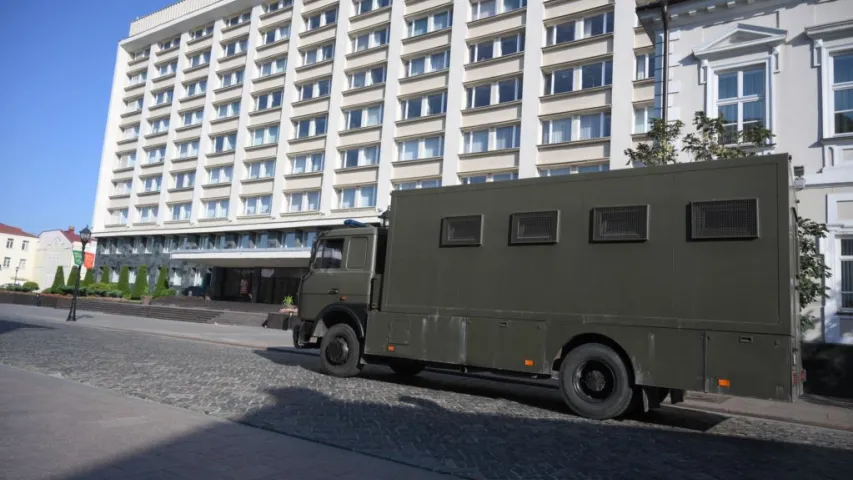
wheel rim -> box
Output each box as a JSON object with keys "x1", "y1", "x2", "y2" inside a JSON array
[
  {"x1": 572, "y1": 359, "x2": 616, "y2": 403},
  {"x1": 325, "y1": 335, "x2": 350, "y2": 365}
]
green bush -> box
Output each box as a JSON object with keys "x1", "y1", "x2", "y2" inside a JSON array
[
  {"x1": 22, "y1": 281, "x2": 39, "y2": 292},
  {"x1": 153, "y1": 266, "x2": 169, "y2": 297},
  {"x1": 82, "y1": 269, "x2": 95, "y2": 287},
  {"x1": 99, "y1": 266, "x2": 111, "y2": 284},
  {"x1": 130, "y1": 265, "x2": 149, "y2": 300},
  {"x1": 108, "y1": 290, "x2": 123, "y2": 298},
  {"x1": 117, "y1": 266, "x2": 130, "y2": 297},
  {"x1": 66, "y1": 266, "x2": 79, "y2": 287},
  {"x1": 81, "y1": 282, "x2": 112, "y2": 297},
  {"x1": 50, "y1": 266, "x2": 65, "y2": 293},
  {"x1": 59, "y1": 285, "x2": 75, "y2": 295},
  {"x1": 156, "y1": 288, "x2": 176, "y2": 297}
]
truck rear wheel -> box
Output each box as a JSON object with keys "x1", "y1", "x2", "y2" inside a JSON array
[
  {"x1": 387, "y1": 359, "x2": 425, "y2": 377},
  {"x1": 319, "y1": 323, "x2": 362, "y2": 378},
  {"x1": 558, "y1": 343, "x2": 635, "y2": 420}
]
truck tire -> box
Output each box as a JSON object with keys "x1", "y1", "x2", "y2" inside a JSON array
[
  {"x1": 558, "y1": 343, "x2": 635, "y2": 420},
  {"x1": 387, "y1": 359, "x2": 425, "y2": 377},
  {"x1": 319, "y1": 323, "x2": 362, "y2": 378}
]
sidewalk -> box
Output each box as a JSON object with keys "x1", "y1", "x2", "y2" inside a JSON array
[
  {"x1": 0, "y1": 364, "x2": 450, "y2": 480},
  {"x1": 3, "y1": 304, "x2": 852, "y2": 433}
]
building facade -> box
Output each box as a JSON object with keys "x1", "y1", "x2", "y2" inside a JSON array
[
  {"x1": 637, "y1": 0, "x2": 853, "y2": 344},
  {"x1": 92, "y1": 0, "x2": 657, "y2": 303},
  {"x1": 0, "y1": 224, "x2": 38, "y2": 286},
  {"x1": 33, "y1": 227, "x2": 95, "y2": 291}
]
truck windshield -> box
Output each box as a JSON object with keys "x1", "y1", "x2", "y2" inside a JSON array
[{"x1": 311, "y1": 239, "x2": 344, "y2": 270}]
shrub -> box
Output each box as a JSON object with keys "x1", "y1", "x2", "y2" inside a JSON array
[
  {"x1": 82, "y1": 269, "x2": 95, "y2": 287},
  {"x1": 99, "y1": 266, "x2": 111, "y2": 284},
  {"x1": 22, "y1": 281, "x2": 39, "y2": 292},
  {"x1": 130, "y1": 265, "x2": 149, "y2": 300},
  {"x1": 50, "y1": 266, "x2": 65, "y2": 293},
  {"x1": 117, "y1": 266, "x2": 130, "y2": 297},
  {"x1": 153, "y1": 266, "x2": 170, "y2": 297},
  {"x1": 108, "y1": 290, "x2": 123, "y2": 298},
  {"x1": 156, "y1": 288, "x2": 176, "y2": 297},
  {"x1": 59, "y1": 285, "x2": 75, "y2": 295},
  {"x1": 66, "y1": 266, "x2": 79, "y2": 287}
]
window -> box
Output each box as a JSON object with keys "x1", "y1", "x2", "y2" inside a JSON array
[
  {"x1": 582, "y1": 12, "x2": 614, "y2": 38},
  {"x1": 203, "y1": 199, "x2": 230, "y2": 218},
  {"x1": 398, "y1": 135, "x2": 443, "y2": 161},
  {"x1": 170, "y1": 267, "x2": 182, "y2": 286},
  {"x1": 348, "y1": 66, "x2": 386, "y2": 89},
  {"x1": 220, "y1": 69, "x2": 244, "y2": 88},
  {"x1": 634, "y1": 106, "x2": 656, "y2": 134},
  {"x1": 157, "y1": 62, "x2": 177, "y2": 77},
  {"x1": 405, "y1": 50, "x2": 449, "y2": 77},
  {"x1": 113, "y1": 180, "x2": 132, "y2": 195},
  {"x1": 5, "y1": 239, "x2": 12, "y2": 249},
  {"x1": 352, "y1": 28, "x2": 388, "y2": 53},
  {"x1": 591, "y1": 206, "x2": 649, "y2": 242},
  {"x1": 338, "y1": 185, "x2": 377, "y2": 209},
  {"x1": 286, "y1": 190, "x2": 321, "y2": 212},
  {"x1": 265, "y1": 0, "x2": 293, "y2": 13},
  {"x1": 341, "y1": 145, "x2": 380, "y2": 168},
  {"x1": 510, "y1": 211, "x2": 560, "y2": 245},
  {"x1": 469, "y1": 32, "x2": 524, "y2": 63},
  {"x1": 225, "y1": 11, "x2": 251, "y2": 28},
  {"x1": 441, "y1": 215, "x2": 483, "y2": 247},
  {"x1": 344, "y1": 104, "x2": 383, "y2": 129},
  {"x1": 188, "y1": 50, "x2": 211, "y2": 68},
  {"x1": 130, "y1": 47, "x2": 150, "y2": 60},
  {"x1": 408, "y1": 10, "x2": 451, "y2": 38},
  {"x1": 212, "y1": 133, "x2": 237, "y2": 153},
  {"x1": 716, "y1": 66, "x2": 766, "y2": 143},
  {"x1": 246, "y1": 160, "x2": 275, "y2": 179},
  {"x1": 305, "y1": 8, "x2": 337, "y2": 31},
  {"x1": 471, "y1": 0, "x2": 526, "y2": 21},
  {"x1": 128, "y1": 70, "x2": 147, "y2": 86},
  {"x1": 258, "y1": 57, "x2": 287, "y2": 77},
  {"x1": 395, "y1": 178, "x2": 441, "y2": 190},
  {"x1": 841, "y1": 239, "x2": 853, "y2": 309},
  {"x1": 208, "y1": 166, "x2": 233, "y2": 184},
  {"x1": 216, "y1": 101, "x2": 241, "y2": 119},
  {"x1": 356, "y1": 0, "x2": 389, "y2": 15},
  {"x1": 189, "y1": 24, "x2": 213, "y2": 40},
  {"x1": 117, "y1": 151, "x2": 136, "y2": 169},
  {"x1": 244, "y1": 195, "x2": 272, "y2": 215},
  {"x1": 636, "y1": 53, "x2": 653, "y2": 81},
  {"x1": 173, "y1": 171, "x2": 195, "y2": 189},
  {"x1": 283, "y1": 230, "x2": 317, "y2": 249},
  {"x1": 138, "y1": 206, "x2": 158, "y2": 223},
  {"x1": 224, "y1": 39, "x2": 249, "y2": 57},
  {"x1": 295, "y1": 115, "x2": 328, "y2": 138},
  {"x1": 302, "y1": 44, "x2": 334, "y2": 65},
  {"x1": 546, "y1": 21, "x2": 575, "y2": 46},
  {"x1": 141, "y1": 175, "x2": 162, "y2": 193},
  {"x1": 298, "y1": 78, "x2": 331, "y2": 100},
  {"x1": 543, "y1": 68, "x2": 573, "y2": 95},
  {"x1": 160, "y1": 37, "x2": 180, "y2": 50},
  {"x1": 185, "y1": 79, "x2": 208, "y2": 98},
  {"x1": 18, "y1": 259, "x2": 26, "y2": 269},
  {"x1": 461, "y1": 172, "x2": 517, "y2": 184},
  {"x1": 262, "y1": 24, "x2": 291, "y2": 45},
  {"x1": 581, "y1": 60, "x2": 613, "y2": 89},
  {"x1": 255, "y1": 90, "x2": 283, "y2": 110},
  {"x1": 463, "y1": 124, "x2": 521, "y2": 153},
  {"x1": 832, "y1": 52, "x2": 853, "y2": 135},
  {"x1": 400, "y1": 92, "x2": 447, "y2": 119},
  {"x1": 290, "y1": 152, "x2": 324, "y2": 174},
  {"x1": 153, "y1": 88, "x2": 173, "y2": 105},
  {"x1": 122, "y1": 124, "x2": 140, "y2": 140},
  {"x1": 2, "y1": 257, "x2": 9, "y2": 268},
  {"x1": 146, "y1": 146, "x2": 166, "y2": 164},
  {"x1": 21, "y1": 240, "x2": 29, "y2": 251},
  {"x1": 149, "y1": 117, "x2": 169, "y2": 134},
  {"x1": 172, "y1": 140, "x2": 198, "y2": 160},
  {"x1": 110, "y1": 268, "x2": 120, "y2": 283},
  {"x1": 313, "y1": 238, "x2": 344, "y2": 269},
  {"x1": 126, "y1": 97, "x2": 143, "y2": 113},
  {"x1": 542, "y1": 112, "x2": 611, "y2": 144},
  {"x1": 183, "y1": 109, "x2": 203, "y2": 127},
  {"x1": 466, "y1": 77, "x2": 522, "y2": 108}
]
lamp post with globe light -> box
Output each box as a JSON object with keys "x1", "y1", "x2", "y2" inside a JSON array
[{"x1": 66, "y1": 226, "x2": 92, "y2": 322}]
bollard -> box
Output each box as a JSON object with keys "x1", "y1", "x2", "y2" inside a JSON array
[{"x1": 35, "y1": 293, "x2": 41, "y2": 307}]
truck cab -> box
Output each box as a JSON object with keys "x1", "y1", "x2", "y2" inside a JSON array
[{"x1": 294, "y1": 222, "x2": 385, "y2": 361}]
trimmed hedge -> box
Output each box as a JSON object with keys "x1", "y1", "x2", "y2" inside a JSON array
[{"x1": 130, "y1": 265, "x2": 149, "y2": 300}]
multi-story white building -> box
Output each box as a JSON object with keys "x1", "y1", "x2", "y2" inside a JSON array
[
  {"x1": 91, "y1": 0, "x2": 657, "y2": 303},
  {"x1": 0, "y1": 224, "x2": 38, "y2": 286},
  {"x1": 637, "y1": 0, "x2": 853, "y2": 344}
]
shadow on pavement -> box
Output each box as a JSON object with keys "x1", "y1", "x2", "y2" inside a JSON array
[{"x1": 0, "y1": 319, "x2": 54, "y2": 336}]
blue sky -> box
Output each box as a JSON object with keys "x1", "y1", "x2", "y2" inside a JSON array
[{"x1": 0, "y1": 0, "x2": 175, "y2": 235}]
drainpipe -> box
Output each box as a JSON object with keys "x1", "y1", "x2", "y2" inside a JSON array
[{"x1": 660, "y1": 0, "x2": 669, "y2": 124}]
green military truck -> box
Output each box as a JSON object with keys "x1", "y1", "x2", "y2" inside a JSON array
[{"x1": 294, "y1": 153, "x2": 804, "y2": 420}]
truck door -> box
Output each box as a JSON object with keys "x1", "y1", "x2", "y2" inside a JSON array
[{"x1": 299, "y1": 235, "x2": 373, "y2": 322}]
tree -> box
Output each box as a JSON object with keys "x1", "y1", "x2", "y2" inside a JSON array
[
  {"x1": 82, "y1": 268, "x2": 95, "y2": 287},
  {"x1": 66, "y1": 266, "x2": 79, "y2": 288},
  {"x1": 153, "y1": 266, "x2": 169, "y2": 297},
  {"x1": 624, "y1": 111, "x2": 830, "y2": 331},
  {"x1": 130, "y1": 265, "x2": 149, "y2": 300},
  {"x1": 117, "y1": 266, "x2": 130, "y2": 297},
  {"x1": 49, "y1": 266, "x2": 65, "y2": 293},
  {"x1": 99, "y1": 265, "x2": 111, "y2": 284}
]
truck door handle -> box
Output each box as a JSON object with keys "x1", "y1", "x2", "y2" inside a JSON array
[{"x1": 328, "y1": 288, "x2": 339, "y2": 294}]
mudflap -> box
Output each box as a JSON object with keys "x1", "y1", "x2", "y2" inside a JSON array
[{"x1": 669, "y1": 388, "x2": 685, "y2": 405}]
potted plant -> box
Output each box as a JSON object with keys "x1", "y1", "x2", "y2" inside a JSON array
[{"x1": 279, "y1": 296, "x2": 297, "y2": 313}]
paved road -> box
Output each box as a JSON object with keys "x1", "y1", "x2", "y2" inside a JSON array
[{"x1": 1, "y1": 310, "x2": 852, "y2": 480}]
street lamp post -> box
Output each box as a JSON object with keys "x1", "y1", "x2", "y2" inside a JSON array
[
  {"x1": 14, "y1": 266, "x2": 19, "y2": 285},
  {"x1": 66, "y1": 226, "x2": 92, "y2": 322}
]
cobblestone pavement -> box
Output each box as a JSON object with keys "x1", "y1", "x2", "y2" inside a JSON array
[{"x1": 1, "y1": 312, "x2": 852, "y2": 480}]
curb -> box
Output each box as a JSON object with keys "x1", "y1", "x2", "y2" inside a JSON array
[{"x1": 670, "y1": 402, "x2": 853, "y2": 433}]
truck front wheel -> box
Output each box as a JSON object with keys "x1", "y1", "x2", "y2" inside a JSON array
[
  {"x1": 558, "y1": 343, "x2": 635, "y2": 420},
  {"x1": 319, "y1": 323, "x2": 363, "y2": 378}
]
